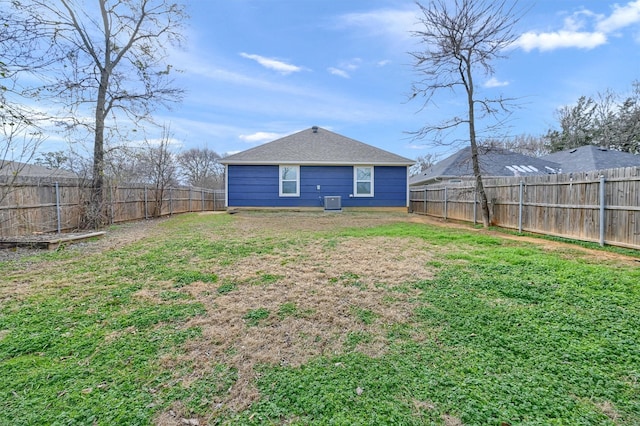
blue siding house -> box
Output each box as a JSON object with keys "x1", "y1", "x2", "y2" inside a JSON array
[{"x1": 220, "y1": 127, "x2": 414, "y2": 210}]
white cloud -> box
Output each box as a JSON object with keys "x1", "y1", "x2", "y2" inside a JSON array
[
  {"x1": 328, "y1": 67, "x2": 350, "y2": 79},
  {"x1": 484, "y1": 77, "x2": 509, "y2": 88},
  {"x1": 336, "y1": 8, "x2": 418, "y2": 45},
  {"x1": 597, "y1": 0, "x2": 640, "y2": 33},
  {"x1": 239, "y1": 53, "x2": 303, "y2": 75},
  {"x1": 516, "y1": 0, "x2": 640, "y2": 52},
  {"x1": 327, "y1": 58, "x2": 361, "y2": 79},
  {"x1": 407, "y1": 144, "x2": 428, "y2": 150},
  {"x1": 376, "y1": 60, "x2": 391, "y2": 67},
  {"x1": 238, "y1": 131, "x2": 282, "y2": 143},
  {"x1": 563, "y1": 10, "x2": 600, "y2": 32},
  {"x1": 516, "y1": 30, "x2": 607, "y2": 52}
]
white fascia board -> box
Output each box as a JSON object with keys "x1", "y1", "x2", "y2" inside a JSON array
[{"x1": 221, "y1": 160, "x2": 414, "y2": 166}]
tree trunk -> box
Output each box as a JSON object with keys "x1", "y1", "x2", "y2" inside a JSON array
[
  {"x1": 89, "y1": 70, "x2": 109, "y2": 228},
  {"x1": 465, "y1": 63, "x2": 491, "y2": 227},
  {"x1": 470, "y1": 141, "x2": 491, "y2": 227}
]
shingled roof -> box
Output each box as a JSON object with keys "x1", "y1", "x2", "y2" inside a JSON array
[
  {"x1": 540, "y1": 145, "x2": 640, "y2": 173},
  {"x1": 221, "y1": 127, "x2": 414, "y2": 166},
  {"x1": 410, "y1": 147, "x2": 560, "y2": 186},
  {"x1": 0, "y1": 160, "x2": 77, "y2": 180}
]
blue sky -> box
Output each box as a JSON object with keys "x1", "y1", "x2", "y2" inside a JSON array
[{"x1": 37, "y1": 0, "x2": 640, "y2": 162}]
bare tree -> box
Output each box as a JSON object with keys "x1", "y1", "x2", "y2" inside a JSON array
[
  {"x1": 409, "y1": 0, "x2": 523, "y2": 226},
  {"x1": 177, "y1": 147, "x2": 224, "y2": 189},
  {"x1": 136, "y1": 125, "x2": 179, "y2": 217},
  {"x1": 410, "y1": 153, "x2": 438, "y2": 176},
  {"x1": 486, "y1": 134, "x2": 549, "y2": 157},
  {"x1": 1, "y1": 13, "x2": 47, "y2": 201},
  {"x1": 0, "y1": 103, "x2": 46, "y2": 205},
  {"x1": 3, "y1": 0, "x2": 186, "y2": 227},
  {"x1": 593, "y1": 88, "x2": 619, "y2": 149},
  {"x1": 34, "y1": 151, "x2": 71, "y2": 170}
]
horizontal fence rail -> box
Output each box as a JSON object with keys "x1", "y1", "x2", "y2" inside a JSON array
[
  {"x1": 410, "y1": 166, "x2": 640, "y2": 250},
  {"x1": 0, "y1": 180, "x2": 225, "y2": 238}
]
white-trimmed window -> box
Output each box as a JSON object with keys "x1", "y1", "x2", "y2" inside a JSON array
[
  {"x1": 354, "y1": 166, "x2": 374, "y2": 197},
  {"x1": 279, "y1": 165, "x2": 300, "y2": 197}
]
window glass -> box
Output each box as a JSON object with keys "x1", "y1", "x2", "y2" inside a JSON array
[
  {"x1": 357, "y1": 182, "x2": 371, "y2": 194},
  {"x1": 357, "y1": 167, "x2": 371, "y2": 181},
  {"x1": 279, "y1": 165, "x2": 299, "y2": 196},
  {"x1": 354, "y1": 166, "x2": 373, "y2": 196}
]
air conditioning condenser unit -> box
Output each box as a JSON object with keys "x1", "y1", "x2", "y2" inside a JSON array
[{"x1": 324, "y1": 196, "x2": 342, "y2": 211}]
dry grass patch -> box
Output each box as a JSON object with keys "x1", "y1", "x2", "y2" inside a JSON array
[
  {"x1": 595, "y1": 400, "x2": 623, "y2": 423},
  {"x1": 166, "y1": 233, "x2": 435, "y2": 411}
]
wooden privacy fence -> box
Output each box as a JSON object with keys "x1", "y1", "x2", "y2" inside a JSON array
[
  {"x1": 409, "y1": 166, "x2": 640, "y2": 250},
  {"x1": 0, "y1": 180, "x2": 226, "y2": 238}
]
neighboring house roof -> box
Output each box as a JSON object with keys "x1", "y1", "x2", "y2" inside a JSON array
[
  {"x1": 410, "y1": 146, "x2": 560, "y2": 186},
  {"x1": 540, "y1": 145, "x2": 640, "y2": 174},
  {"x1": 0, "y1": 160, "x2": 77, "y2": 179},
  {"x1": 220, "y1": 126, "x2": 414, "y2": 166}
]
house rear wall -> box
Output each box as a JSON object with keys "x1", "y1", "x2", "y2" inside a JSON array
[{"x1": 227, "y1": 165, "x2": 407, "y2": 208}]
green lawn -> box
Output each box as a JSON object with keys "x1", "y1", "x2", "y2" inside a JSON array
[{"x1": 1, "y1": 212, "x2": 639, "y2": 425}]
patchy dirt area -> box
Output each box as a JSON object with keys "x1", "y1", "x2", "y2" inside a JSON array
[
  {"x1": 0, "y1": 217, "x2": 170, "y2": 263},
  {"x1": 166, "y1": 234, "x2": 435, "y2": 413}
]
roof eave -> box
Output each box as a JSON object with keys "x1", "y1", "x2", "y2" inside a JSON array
[{"x1": 221, "y1": 160, "x2": 414, "y2": 166}]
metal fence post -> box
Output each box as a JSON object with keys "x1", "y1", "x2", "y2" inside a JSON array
[
  {"x1": 55, "y1": 182, "x2": 61, "y2": 234},
  {"x1": 600, "y1": 175, "x2": 606, "y2": 246},
  {"x1": 518, "y1": 181, "x2": 524, "y2": 233}
]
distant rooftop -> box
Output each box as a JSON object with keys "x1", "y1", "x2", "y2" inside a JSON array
[
  {"x1": 541, "y1": 145, "x2": 640, "y2": 174},
  {"x1": 410, "y1": 147, "x2": 560, "y2": 186},
  {"x1": 0, "y1": 160, "x2": 77, "y2": 180}
]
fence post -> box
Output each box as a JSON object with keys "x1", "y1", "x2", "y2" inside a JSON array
[
  {"x1": 55, "y1": 182, "x2": 61, "y2": 234},
  {"x1": 444, "y1": 186, "x2": 448, "y2": 220},
  {"x1": 423, "y1": 188, "x2": 427, "y2": 215},
  {"x1": 470, "y1": 183, "x2": 475, "y2": 224},
  {"x1": 518, "y1": 181, "x2": 524, "y2": 233},
  {"x1": 144, "y1": 186, "x2": 148, "y2": 220},
  {"x1": 201, "y1": 189, "x2": 205, "y2": 211},
  {"x1": 600, "y1": 175, "x2": 606, "y2": 246},
  {"x1": 213, "y1": 189, "x2": 216, "y2": 211},
  {"x1": 109, "y1": 185, "x2": 115, "y2": 224},
  {"x1": 169, "y1": 187, "x2": 173, "y2": 216},
  {"x1": 189, "y1": 188, "x2": 192, "y2": 212}
]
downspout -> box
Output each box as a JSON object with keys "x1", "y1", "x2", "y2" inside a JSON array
[
  {"x1": 405, "y1": 166, "x2": 410, "y2": 210},
  {"x1": 224, "y1": 164, "x2": 229, "y2": 208}
]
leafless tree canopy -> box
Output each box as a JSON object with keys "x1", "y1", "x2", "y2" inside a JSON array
[
  {"x1": 409, "y1": 0, "x2": 523, "y2": 226},
  {"x1": 410, "y1": 153, "x2": 438, "y2": 176},
  {"x1": 1, "y1": 5, "x2": 48, "y2": 199},
  {"x1": 177, "y1": 148, "x2": 225, "y2": 189},
  {"x1": 136, "y1": 125, "x2": 179, "y2": 216},
  {"x1": 2, "y1": 0, "x2": 187, "y2": 227},
  {"x1": 485, "y1": 134, "x2": 549, "y2": 157}
]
